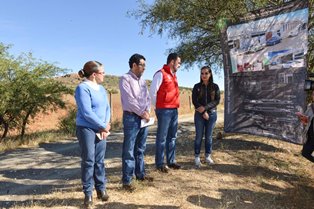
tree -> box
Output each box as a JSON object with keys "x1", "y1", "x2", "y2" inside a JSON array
[
  {"x1": 132, "y1": 0, "x2": 313, "y2": 72},
  {"x1": 0, "y1": 43, "x2": 72, "y2": 141}
]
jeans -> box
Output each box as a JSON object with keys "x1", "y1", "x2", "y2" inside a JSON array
[
  {"x1": 155, "y1": 108, "x2": 178, "y2": 168},
  {"x1": 194, "y1": 111, "x2": 217, "y2": 157},
  {"x1": 122, "y1": 112, "x2": 148, "y2": 185},
  {"x1": 76, "y1": 126, "x2": 107, "y2": 196}
]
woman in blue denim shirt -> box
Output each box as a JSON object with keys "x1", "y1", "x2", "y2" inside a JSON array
[{"x1": 192, "y1": 66, "x2": 220, "y2": 167}]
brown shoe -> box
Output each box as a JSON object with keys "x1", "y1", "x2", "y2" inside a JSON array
[
  {"x1": 137, "y1": 175, "x2": 154, "y2": 182},
  {"x1": 157, "y1": 165, "x2": 169, "y2": 173},
  {"x1": 96, "y1": 190, "x2": 109, "y2": 201},
  {"x1": 122, "y1": 184, "x2": 136, "y2": 192},
  {"x1": 84, "y1": 195, "x2": 93, "y2": 209},
  {"x1": 168, "y1": 163, "x2": 181, "y2": 169}
]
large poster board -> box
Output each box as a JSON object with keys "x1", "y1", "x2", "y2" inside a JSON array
[{"x1": 222, "y1": 1, "x2": 309, "y2": 144}]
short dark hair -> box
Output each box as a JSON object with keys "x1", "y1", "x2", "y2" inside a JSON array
[
  {"x1": 78, "y1": 61, "x2": 102, "y2": 78},
  {"x1": 129, "y1": 53, "x2": 146, "y2": 69},
  {"x1": 167, "y1": 53, "x2": 179, "y2": 65}
]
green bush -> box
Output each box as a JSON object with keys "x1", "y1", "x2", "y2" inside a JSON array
[{"x1": 59, "y1": 107, "x2": 77, "y2": 136}]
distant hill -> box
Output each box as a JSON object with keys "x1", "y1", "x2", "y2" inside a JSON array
[{"x1": 57, "y1": 73, "x2": 192, "y2": 93}]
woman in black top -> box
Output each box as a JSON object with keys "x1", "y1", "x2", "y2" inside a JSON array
[
  {"x1": 296, "y1": 91, "x2": 314, "y2": 163},
  {"x1": 192, "y1": 66, "x2": 220, "y2": 167}
]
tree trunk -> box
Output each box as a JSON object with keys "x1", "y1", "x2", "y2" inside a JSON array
[
  {"x1": 1, "y1": 122, "x2": 9, "y2": 140},
  {"x1": 0, "y1": 116, "x2": 9, "y2": 142},
  {"x1": 20, "y1": 110, "x2": 33, "y2": 141}
]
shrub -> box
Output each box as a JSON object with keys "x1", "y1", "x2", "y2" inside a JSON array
[{"x1": 59, "y1": 107, "x2": 76, "y2": 136}]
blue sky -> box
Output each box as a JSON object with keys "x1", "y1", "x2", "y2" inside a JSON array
[{"x1": 0, "y1": 0, "x2": 224, "y2": 89}]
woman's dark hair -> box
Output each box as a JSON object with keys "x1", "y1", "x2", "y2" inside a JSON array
[
  {"x1": 199, "y1": 66, "x2": 214, "y2": 98},
  {"x1": 167, "y1": 53, "x2": 179, "y2": 65},
  {"x1": 129, "y1": 53, "x2": 145, "y2": 69},
  {"x1": 199, "y1": 66, "x2": 213, "y2": 84},
  {"x1": 78, "y1": 61, "x2": 102, "y2": 78}
]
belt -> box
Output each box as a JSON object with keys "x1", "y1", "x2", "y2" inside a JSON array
[{"x1": 123, "y1": 111, "x2": 136, "y2": 115}]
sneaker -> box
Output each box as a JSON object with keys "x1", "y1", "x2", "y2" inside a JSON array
[
  {"x1": 136, "y1": 175, "x2": 154, "y2": 182},
  {"x1": 205, "y1": 155, "x2": 214, "y2": 164},
  {"x1": 122, "y1": 184, "x2": 136, "y2": 192},
  {"x1": 168, "y1": 163, "x2": 181, "y2": 169},
  {"x1": 195, "y1": 156, "x2": 201, "y2": 167},
  {"x1": 157, "y1": 165, "x2": 169, "y2": 173}
]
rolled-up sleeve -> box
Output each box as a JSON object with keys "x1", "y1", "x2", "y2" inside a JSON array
[{"x1": 149, "y1": 71, "x2": 163, "y2": 107}]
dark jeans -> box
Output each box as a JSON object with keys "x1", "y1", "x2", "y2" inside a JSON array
[
  {"x1": 122, "y1": 112, "x2": 148, "y2": 185},
  {"x1": 155, "y1": 108, "x2": 178, "y2": 168},
  {"x1": 76, "y1": 126, "x2": 107, "y2": 196},
  {"x1": 194, "y1": 111, "x2": 217, "y2": 157}
]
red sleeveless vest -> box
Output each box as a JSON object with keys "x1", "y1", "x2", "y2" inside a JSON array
[{"x1": 156, "y1": 65, "x2": 180, "y2": 109}]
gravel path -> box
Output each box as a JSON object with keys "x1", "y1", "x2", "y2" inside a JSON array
[{"x1": 0, "y1": 111, "x2": 224, "y2": 208}]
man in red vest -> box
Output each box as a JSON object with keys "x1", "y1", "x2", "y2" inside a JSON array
[{"x1": 150, "y1": 53, "x2": 181, "y2": 173}]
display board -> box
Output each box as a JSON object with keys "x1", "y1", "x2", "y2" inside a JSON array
[{"x1": 221, "y1": 1, "x2": 309, "y2": 144}]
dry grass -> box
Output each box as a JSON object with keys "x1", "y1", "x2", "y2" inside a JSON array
[
  {"x1": 6, "y1": 118, "x2": 314, "y2": 209},
  {"x1": 2, "y1": 92, "x2": 312, "y2": 209}
]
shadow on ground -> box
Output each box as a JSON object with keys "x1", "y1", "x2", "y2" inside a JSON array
[
  {"x1": 95, "y1": 202, "x2": 179, "y2": 209},
  {"x1": 187, "y1": 184, "x2": 314, "y2": 209},
  {"x1": 0, "y1": 197, "x2": 82, "y2": 209}
]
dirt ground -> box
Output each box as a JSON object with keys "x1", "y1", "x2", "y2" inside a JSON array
[{"x1": 0, "y1": 112, "x2": 313, "y2": 209}]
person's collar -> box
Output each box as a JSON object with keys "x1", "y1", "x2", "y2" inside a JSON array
[
  {"x1": 128, "y1": 70, "x2": 140, "y2": 80},
  {"x1": 84, "y1": 79, "x2": 100, "y2": 90},
  {"x1": 163, "y1": 64, "x2": 174, "y2": 75}
]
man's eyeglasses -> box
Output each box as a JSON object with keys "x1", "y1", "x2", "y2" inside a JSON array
[{"x1": 138, "y1": 63, "x2": 146, "y2": 67}]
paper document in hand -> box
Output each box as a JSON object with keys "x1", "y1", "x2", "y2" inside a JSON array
[
  {"x1": 141, "y1": 117, "x2": 155, "y2": 128},
  {"x1": 96, "y1": 132, "x2": 110, "y2": 140}
]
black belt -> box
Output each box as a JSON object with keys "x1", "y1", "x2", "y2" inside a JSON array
[{"x1": 123, "y1": 111, "x2": 136, "y2": 115}]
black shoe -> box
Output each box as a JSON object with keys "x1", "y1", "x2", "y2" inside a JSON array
[
  {"x1": 122, "y1": 184, "x2": 136, "y2": 192},
  {"x1": 168, "y1": 163, "x2": 181, "y2": 169},
  {"x1": 96, "y1": 190, "x2": 109, "y2": 201},
  {"x1": 84, "y1": 195, "x2": 93, "y2": 208},
  {"x1": 156, "y1": 165, "x2": 169, "y2": 173},
  {"x1": 136, "y1": 175, "x2": 154, "y2": 182}
]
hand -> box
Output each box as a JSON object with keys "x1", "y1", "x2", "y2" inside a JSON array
[
  {"x1": 100, "y1": 130, "x2": 110, "y2": 140},
  {"x1": 105, "y1": 123, "x2": 111, "y2": 132},
  {"x1": 202, "y1": 112, "x2": 209, "y2": 120},
  {"x1": 196, "y1": 106, "x2": 205, "y2": 113},
  {"x1": 100, "y1": 124, "x2": 111, "y2": 132},
  {"x1": 141, "y1": 111, "x2": 150, "y2": 122},
  {"x1": 296, "y1": 112, "x2": 308, "y2": 125}
]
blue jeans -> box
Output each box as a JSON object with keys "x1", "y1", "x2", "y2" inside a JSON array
[
  {"x1": 76, "y1": 126, "x2": 107, "y2": 196},
  {"x1": 155, "y1": 108, "x2": 178, "y2": 168},
  {"x1": 194, "y1": 111, "x2": 217, "y2": 157},
  {"x1": 122, "y1": 112, "x2": 148, "y2": 185}
]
